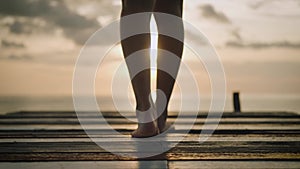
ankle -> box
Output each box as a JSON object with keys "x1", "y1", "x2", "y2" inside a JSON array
[{"x1": 155, "y1": 100, "x2": 168, "y2": 114}]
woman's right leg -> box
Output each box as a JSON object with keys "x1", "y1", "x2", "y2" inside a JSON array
[
  {"x1": 120, "y1": 0, "x2": 158, "y2": 137},
  {"x1": 154, "y1": 0, "x2": 184, "y2": 131}
]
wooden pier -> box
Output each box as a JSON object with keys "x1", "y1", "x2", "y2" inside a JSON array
[{"x1": 0, "y1": 111, "x2": 299, "y2": 168}]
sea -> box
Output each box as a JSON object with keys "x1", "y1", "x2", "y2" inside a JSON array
[{"x1": 0, "y1": 95, "x2": 299, "y2": 115}]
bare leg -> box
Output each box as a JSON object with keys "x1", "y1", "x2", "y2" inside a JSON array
[
  {"x1": 154, "y1": 0, "x2": 184, "y2": 131},
  {"x1": 120, "y1": 0, "x2": 158, "y2": 137}
]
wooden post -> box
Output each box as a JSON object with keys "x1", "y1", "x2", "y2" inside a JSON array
[{"x1": 233, "y1": 92, "x2": 241, "y2": 112}]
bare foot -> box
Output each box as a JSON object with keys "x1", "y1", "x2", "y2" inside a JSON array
[{"x1": 131, "y1": 121, "x2": 159, "y2": 138}]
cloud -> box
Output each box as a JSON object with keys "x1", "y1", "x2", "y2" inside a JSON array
[
  {"x1": 7, "y1": 54, "x2": 32, "y2": 60},
  {"x1": 249, "y1": 0, "x2": 292, "y2": 9},
  {"x1": 199, "y1": 4, "x2": 231, "y2": 24},
  {"x1": 226, "y1": 40, "x2": 300, "y2": 49},
  {"x1": 9, "y1": 20, "x2": 32, "y2": 34},
  {"x1": 249, "y1": 0, "x2": 271, "y2": 9},
  {"x1": 0, "y1": 54, "x2": 32, "y2": 61},
  {"x1": 231, "y1": 29, "x2": 242, "y2": 41},
  {"x1": 249, "y1": 0, "x2": 300, "y2": 19},
  {"x1": 1, "y1": 39, "x2": 25, "y2": 48},
  {"x1": 0, "y1": 0, "x2": 100, "y2": 45}
]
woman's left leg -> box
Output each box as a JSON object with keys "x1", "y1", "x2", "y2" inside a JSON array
[{"x1": 120, "y1": 0, "x2": 158, "y2": 137}]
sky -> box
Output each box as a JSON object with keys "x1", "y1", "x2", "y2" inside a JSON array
[{"x1": 0, "y1": 0, "x2": 299, "y2": 101}]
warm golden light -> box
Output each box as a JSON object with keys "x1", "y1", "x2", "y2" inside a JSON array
[{"x1": 150, "y1": 16, "x2": 158, "y2": 101}]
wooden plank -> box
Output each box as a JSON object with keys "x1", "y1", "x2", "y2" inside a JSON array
[
  {"x1": 169, "y1": 161, "x2": 300, "y2": 169},
  {"x1": 1, "y1": 135, "x2": 299, "y2": 142},
  {"x1": 1, "y1": 118, "x2": 299, "y2": 125},
  {"x1": 165, "y1": 153, "x2": 300, "y2": 160},
  {"x1": 0, "y1": 141, "x2": 299, "y2": 153},
  {"x1": 1, "y1": 111, "x2": 298, "y2": 119},
  {"x1": 0, "y1": 161, "x2": 168, "y2": 169},
  {"x1": 1, "y1": 117, "x2": 300, "y2": 122},
  {"x1": 0, "y1": 129, "x2": 299, "y2": 138},
  {"x1": 1, "y1": 123, "x2": 299, "y2": 130},
  {"x1": 6, "y1": 110, "x2": 297, "y2": 115},
  {"x1": 8, "y1": 160, "x2": 288, "y2": 169},
  {"x1": 1, "y1": 152, "x2": 299, "y2": 161},
  {"x1": 0, "y1": 153, "x2": 133, "y2": 161}
]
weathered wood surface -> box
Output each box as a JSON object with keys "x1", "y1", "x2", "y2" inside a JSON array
[
  {"x1": 0, "y1": 111, "x2": 299, "y2": 168},
  {"x1": 1, "y1": 161, "x2": 300, "y2": 169}
]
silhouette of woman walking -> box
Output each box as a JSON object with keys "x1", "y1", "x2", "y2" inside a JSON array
[{"x1": 120, "y1": 0, "x2": 184, "y2": 137}]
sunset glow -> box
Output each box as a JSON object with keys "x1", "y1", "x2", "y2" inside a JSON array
[{"x1": 0, "y1": 0, "x2": 299, "y2": 112}]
